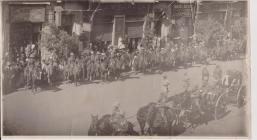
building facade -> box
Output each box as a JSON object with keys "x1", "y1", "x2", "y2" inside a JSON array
[{"x1": 1, "y1": 0, "x2": 248, "y2": 56}]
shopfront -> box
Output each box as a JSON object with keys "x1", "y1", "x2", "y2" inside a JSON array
[
  {"x1": 90, "y1": 3, "x2": 150, "y2": 47},
  {"x1": 9, "y1": 5, "x2": 46, "y2": 48},
  {"x1": 171, "y1": 2, "x2": 195, "y2": 44}
]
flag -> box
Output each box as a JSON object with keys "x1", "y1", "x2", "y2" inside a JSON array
[
  {"x1": 72, "y1": 22, "x2": 82, "y2": 36},
  {"x1": 83, "y1": 23, "x2": 92, "y2": 32}
]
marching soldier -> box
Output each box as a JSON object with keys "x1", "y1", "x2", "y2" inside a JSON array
[
  {"x1": 183, "y1": 72, "x2": 190, "y2": 93},
  {"x1": 158, "y1": 75, "x2": 170, "y2": 103}
]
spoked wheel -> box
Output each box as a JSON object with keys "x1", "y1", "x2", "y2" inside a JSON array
[
  {"x1": 237, "y1": 85, "x2": 247, "y2": 107},
  {"x1": 214, "y1": 93, "x2": 228, "y2": 120}
]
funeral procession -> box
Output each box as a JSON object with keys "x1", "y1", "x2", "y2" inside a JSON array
[{"x1": 1, "y1": 0, "x2": 249, "y2": 136}]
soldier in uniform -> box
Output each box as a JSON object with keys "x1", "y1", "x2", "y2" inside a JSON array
[
  {"x1": 111, "y1": 102, "x2": 127, "y2": 132},
  {"x1": 68, "y1": 52, "x2": 75, "y2": 65},
  {"x1": 156, "y1": 75, "x2": 170, "y2": 124},
  {"x1": 30, "y1": 44, "x2": 37, "y2": 63},
  {"x1": 202, "y1": 65, "x2": 209, "y2": 87},
  {"x1": 213, "y1": 65, "x2": 223, "y2": 86},
  {"x1": 183, "y1": 72, "x2": 190, "y2": 93},
  {"x1": 158, "y1": 75, "x2": 170, "y2": 103}
]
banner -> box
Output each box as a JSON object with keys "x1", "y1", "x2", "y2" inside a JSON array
[{"x1": 83, "y1": 23, "x2": 92, "y2": 32}]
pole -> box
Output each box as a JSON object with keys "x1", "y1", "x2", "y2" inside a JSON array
[
  {"x1": 88, "y1": 2, "x2": 100, "y2": 43},
  {"x1": 193, "y1": 0, "x2": 199, "y2": 36}
]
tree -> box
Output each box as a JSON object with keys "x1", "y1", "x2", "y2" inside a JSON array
[
  {"x1": 39, "y1": 23, "x2": 79, "y2": 61},
  {"x1": 195, "y1": 18, "x2": 227, "y2": 48},
  {"x1": 141, "y1": 14, "x2": 155, "y2": 49}
]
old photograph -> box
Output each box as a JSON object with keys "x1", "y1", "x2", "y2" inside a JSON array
[{"x1": 1, "y1": 0, "x2": 250, "y2": 137}]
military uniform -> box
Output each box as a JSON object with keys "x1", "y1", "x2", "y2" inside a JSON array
[
  {"x1": 213, "y1": 65, "x2": 223, "y2": 86},
  {"x1": 111, "y1": 103, "x2": 127, "y2": 132},
  {"x1": 158, "y1": 77, "x2": 170, "y2": 103},
  {"x1": 183, "y1": 73, "x2": 190, "y2": 92},
  {"x1": 202, "y1": 67, "x2": 209, "y2": 87}
]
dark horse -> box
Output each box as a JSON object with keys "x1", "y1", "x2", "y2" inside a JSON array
[
  {"x1": 137, "y1": 102, "x2": 179, "y2": 136},
  {"x1": 88, "y1": 114, "x2": 139, "y2": 136}
]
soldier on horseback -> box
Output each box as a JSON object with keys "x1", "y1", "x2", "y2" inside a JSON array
[
  {"x1": 155, "y1": 75, "x2": 171, "y2": 126},
  {"x1": 158, "y1": 75, "x2": 170, "y2": 103},
  {"x1": 111, "y1": 102, "x2": 127, "y2": 132}
]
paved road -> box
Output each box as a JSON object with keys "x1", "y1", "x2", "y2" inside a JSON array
[{"x1": 3, "y1": 59, "x2": 250, "y2": 136}]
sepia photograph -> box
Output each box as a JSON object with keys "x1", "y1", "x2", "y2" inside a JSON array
[{"x1": 1, "y1": 0, "x2": 250, "y2": 137}]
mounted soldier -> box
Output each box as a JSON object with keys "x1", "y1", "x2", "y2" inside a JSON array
[{"x1": 110, "y1": 102, "x2": 127, "y2": 133}]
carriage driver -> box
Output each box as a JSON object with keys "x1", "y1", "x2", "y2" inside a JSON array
[
  {"x1": 158, "y1": 74, "x2": 170, "y2": 103},
  {"x1": 213, "y1": 65, "x2": 223, "y2": 86},
  {"x1": 111, "y1": 102, "x2": 127, "y2": 132},
  {"x1": 156, "y1": 75, "x2": 171, "y2": 123}
]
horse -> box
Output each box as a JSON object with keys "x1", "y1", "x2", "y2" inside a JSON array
[
  {"x1": 88, "y1": 114, "x2": 138, "y2": 136},
  {"x1": 137, "y1": 102, "x2": 178, "y2": 136}
]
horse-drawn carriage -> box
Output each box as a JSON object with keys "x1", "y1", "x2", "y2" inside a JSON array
[{"x1": 136, "y1": 70, "x2": 246, "y2": 136}]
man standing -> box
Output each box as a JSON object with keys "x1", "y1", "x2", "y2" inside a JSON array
[
  {"x1": 183, "y1": 72, "x2": 190, "y2": 93},
  {"x1": 158, "y1": 75, "x2": 170, "y2": 103},
  {"x1": 213, "y1": 65, "x2": 223, "y2": 86},
  {"x1": 202, "y1": 66, "x2": 209, "y2": 87}
]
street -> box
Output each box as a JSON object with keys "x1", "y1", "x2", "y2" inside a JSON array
[{"x1": 3, "y1": 59, "x2": 249, "y2": 136}]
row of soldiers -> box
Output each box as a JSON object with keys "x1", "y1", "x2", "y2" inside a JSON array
[{"x1": 3, "y1": 43, "x2": 41, "y2": 93}]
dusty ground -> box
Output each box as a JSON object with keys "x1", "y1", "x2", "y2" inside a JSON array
[{"x1": 3, "y1": 59, "x2": 250, "y2": 136}]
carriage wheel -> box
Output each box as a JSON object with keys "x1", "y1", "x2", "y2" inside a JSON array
[
  {"x1": 237, "y1": 86, "x2": 246, "y2": 107},
  {"x1": 214, "y1": 93, "x2": 228, "y2": 120}
]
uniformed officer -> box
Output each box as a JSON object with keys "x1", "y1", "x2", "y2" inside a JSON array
[
  {"x1": 213, "y1": 65, "x2": 223, "y2": 86},
  {"x1": 183, "y1": 72, "x2": 190, "y2": 93},
  {"x1": 158, "y1": 75, "x2": 170, "y2": 103},
  {"x1": 202, "y1": 66, "x2": 209, "y2": 87}
]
